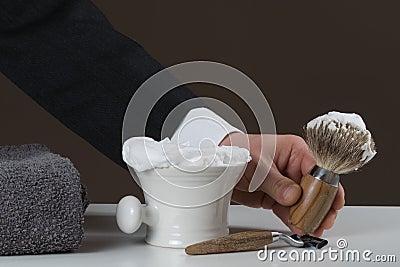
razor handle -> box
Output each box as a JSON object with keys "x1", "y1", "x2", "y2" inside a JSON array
[
  {"x1": 185, "y1": 230, "x2": 273, "y2": 255},
  {"x1": 289, "y1": 166, "x2": 339, "y2": 233}
]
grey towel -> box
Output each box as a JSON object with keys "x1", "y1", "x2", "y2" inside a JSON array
[{"x1": 0, "y1": 144, "x2": 89, "y2": 255}]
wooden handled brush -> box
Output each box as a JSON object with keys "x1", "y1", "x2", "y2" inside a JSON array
[{"x1": 289, "y1": 111, "x2": 377, "y2": 233}]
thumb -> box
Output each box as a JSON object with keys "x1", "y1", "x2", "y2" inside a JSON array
[{"x1": 259, "y1": 168, "x2": 302, "y2": 206}]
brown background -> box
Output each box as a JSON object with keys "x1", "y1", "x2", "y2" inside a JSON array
[{"x1": 1, "y1": 1, "x2": 398, "y2": 205}]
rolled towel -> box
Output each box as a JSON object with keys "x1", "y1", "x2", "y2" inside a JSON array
[{"x1": 0, "y1": 144, "x2": 89, "y2": 255}]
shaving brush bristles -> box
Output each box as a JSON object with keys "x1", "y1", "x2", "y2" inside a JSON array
[
  {"x1": 290, "y1": 111, "x2": 377, "y2": 233},
  {"x1": 304, "y1": 121, "x2": 376, "y2": 175}
]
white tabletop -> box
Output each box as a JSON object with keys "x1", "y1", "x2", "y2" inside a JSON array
[{"x1": 1, "y1": 204, "x2": 399, "y2": 266}]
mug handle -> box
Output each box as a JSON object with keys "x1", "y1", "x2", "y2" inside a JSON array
[{"x1": 116, "y1": 195, "x2": 143, "y2": 234}]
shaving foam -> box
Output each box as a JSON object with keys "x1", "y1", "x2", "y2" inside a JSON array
[
  {"x1": 123, "y1": 137, "x2": 251, "y2": 172},
  {"x1": 307, "y1": 111, "x2": 376, "y2": 163}
]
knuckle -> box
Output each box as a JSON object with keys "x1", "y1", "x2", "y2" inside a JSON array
[
  {"x1": 288, "y1": 135, "x2": 310, "y2": 154},
  {"x1": 288, "y1": 134, "x2": 305, "y2": 145}
]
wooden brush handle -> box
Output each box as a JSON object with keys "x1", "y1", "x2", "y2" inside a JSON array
[
  {"x1": 185, "y1": 230, "x2": 272, "y2": 255},
  {"x1": 289, "y1": 174, "x2": 338, "y2": 233}
]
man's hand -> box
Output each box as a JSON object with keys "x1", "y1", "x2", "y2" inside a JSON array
[{"x1": 220, "y1": 133, "x2": 345, "y2": 237}]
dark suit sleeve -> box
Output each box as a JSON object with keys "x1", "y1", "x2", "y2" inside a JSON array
[{"x1": 0, "y1": 0, "x2": 196, "y2": 168}]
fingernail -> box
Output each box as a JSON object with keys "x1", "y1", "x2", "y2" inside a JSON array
[{"x1": 283, "y1": 184, "x2": 300, "y2": 203}]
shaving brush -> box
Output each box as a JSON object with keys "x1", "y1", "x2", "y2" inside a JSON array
[{"x1": 289, "y1": 111, "x2": 377, "y2": 233}]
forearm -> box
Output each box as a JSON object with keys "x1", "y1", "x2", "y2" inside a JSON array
[{"x1": 0, "y1": 0, "x2": 196, "y2": 168}]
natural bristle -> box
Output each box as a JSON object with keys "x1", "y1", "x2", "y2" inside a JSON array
[{"x1": 304, "y1": 122, "x2": 376, "y2": 174}]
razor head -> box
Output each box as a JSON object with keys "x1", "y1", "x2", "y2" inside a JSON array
[{"x1": 290, "y1": 234, "x2": 328, "y2": 249}]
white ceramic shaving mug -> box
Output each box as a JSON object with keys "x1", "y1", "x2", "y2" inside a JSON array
[{"x1": 116, "y1": 163, "x2": 247, "y2": 248}]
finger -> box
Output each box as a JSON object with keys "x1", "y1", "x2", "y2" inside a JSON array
[
  {"x1": 319, "y1": 209, "x2": 338, "y2": 230},
  {"x1": 311, "y1": 228, "x2": 324, "y2": 238},
  {"x1": 260, "y1": 167, "x2": 301, "y2": 206},
  {"x1": 231, "y1": 189, "x2": 266, "y2": 208},
  {"x1": 299, "y1": 145, "x2": 316, "y2": 177},
  {"x1": 235, "y1": 174, "x2": 251, "y2": 191},
  {"x1": 245, "y1": 151, "x2": 273, "y2": 193},
  {"x1": 260, "y1": 195, "x2": 276, "y2": 210},
  {"x1": 231, "y1": 189, "x2": 276, "y2": 210},
  {"x1": 332, "y1": 183, "x2": 345, "y2": 211},
  {"x1": 272, "y1": 204, "x2": 305, "y2": 236},
  {"x1": 274, "y1": 135, "x2": 316, "y2": 183},
  {"x1": 311, "y1": 209, "x2": 338, "y2": 237}
]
